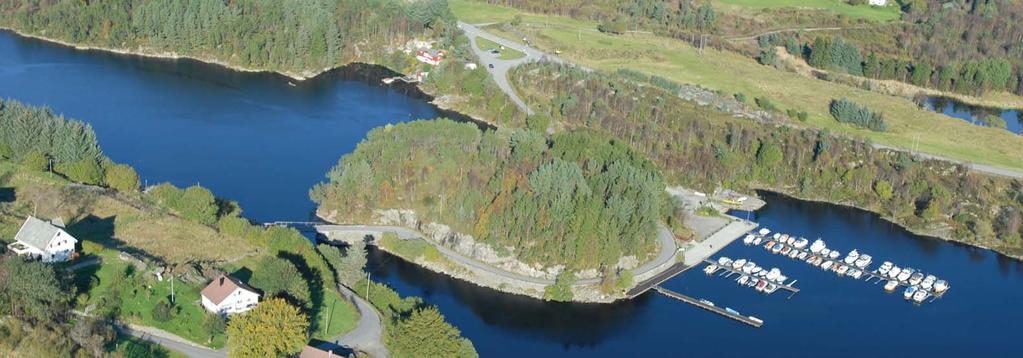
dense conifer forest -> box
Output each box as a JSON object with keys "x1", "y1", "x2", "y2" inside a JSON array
[{"x1": 0, "y1": 0, "x2": 455, "y2": 74}]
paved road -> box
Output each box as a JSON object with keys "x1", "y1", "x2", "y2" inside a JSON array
[
  {"x1": 872, "y1": 143, "x2": 1023, "y2": 179},
  {"x1": 114, "y1": 323, "x2": 225, "y2": 358},
  {"x1": 318, "y1": 221, "x2": 677, "y2": 287},
  {"x1": 331, "y1": 284, "x2": 389, "y2": 358}
]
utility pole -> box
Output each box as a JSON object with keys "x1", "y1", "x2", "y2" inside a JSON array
[
  {"x1": 170, "y1": 275, "x2": 175, "y2": 304},
  {"x1": 366, "y1": 272, "x2": 371, "y2": 301}
]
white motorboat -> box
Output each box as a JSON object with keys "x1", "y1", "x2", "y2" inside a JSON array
[
  {"x1": 773, "y1": 233, "x2": 781, "y2": 240},
  {"x1": 897, "y1": 268, "x2": 913, "y2": 282},
  {"x1": 765, "y1": 268, "x2": 781, "y2": 281},
  {"x1": 844, "y1": 249, "x2": 860, "y2": 265},
  {"x1": 765, "y1": 241, "x2": 776, "y2": 250},
  {"x1": 921, "y1": 275, "x2": 936, "y2": 290},
  {"x1": 738, "y1": 275, "x2": 749, "y2": 285},
  {"x1": 753, "y1": 237, "x2": 763, "y2": 245},
  {"x1": 821, "y1": 261, "x2": 834, "y2": 271},
  {"x1": 788, "y1": 249, "x2": 799, "y2": 259},
  {"x1": 797, "y1": 251, "x2": 808, "y2": 260},
  {"x1": 748, "y1": 277, "x2": 759, "y2": 287},
  {"x1": 904, "y1": 286, "x2": 918, "y2": 300},
  {"x1": 888, "y1": 266, "x2": 902, "y2": 279},
  {"x1": 849, "y1": 268, "x2": 863, "y2": 279},
  {"x1": 878, "y1": 261, "x2": 893, "y2": 275},
  {"x1": 809, "y1": 239, "x2": 826, "y2": 253},
  {"x1": 854, "y1": 254, "x2": 872, "y2": 269},
  {"x1": 821, "y1": 248, "x2": 832, "y2": 257},
  {"x1": 743, "y1": 234, "x2": 755, "y2": 245},
  {"x1": 759, "y1": 228, "x2": 771, "y2": 236},
  {"x1": 776, "y1": 274, "x2": 788, "y2": 284},
  {"x1": 933, "y1": 280, "x2": 949, "y2": 293},
  {"x1": 772, "y1": 244, "x2": 783, "y2": 254},
  {"x1": 912, "y1": 289, "x2": 929, "y2": 303},
  {"x1": 742, "y1": 261, "x2": 756, "y2": 274},
  {"x1": 733, "y1": 259, "x2": 747, "y2": 270},
  {"x1": 780, "y1": 246, "x2": 792, "y2": 255},
  {"x1": 884, "y1": 280, "x2": 899, "y2": 292},
  {"x1": 704, "y1": 264, "x2": 718, "y2": 274},
  {"x1": 794, "y1": 238, "x2": 809, "y2": 249},
  {"x1": 829, "y1": 250, "x2": 841, "y2": 260},
  {"x1": 909, "y1": 272, "x2": 924, "y2": 286},
  {"x1": 836, "y1": 265, "x2": 849, "y2": 275},
  {"x1": 779, "y1": 234, "x2": 790, "y2": 244},
  {"x1": 718, "y1": 257, "x2": 733, "y2": 266},
  {"x1": 751, "y1": 266, "x2": 763, "y2": 274}
]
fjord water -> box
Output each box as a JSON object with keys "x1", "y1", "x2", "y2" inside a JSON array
[
  {"x1": 2, "y1": 31, "x2": 1020, "y2": 356},
  {"x1": 0, "y1": 30, "x2": 442, "y2": 222}
]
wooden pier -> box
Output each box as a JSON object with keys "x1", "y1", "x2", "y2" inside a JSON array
[
  {"x1": 703, "y1": 259, "x2": 800, "y2": 298},
  {"x1": 653, "y1": 286, "x2": 763, "y2": 328}
]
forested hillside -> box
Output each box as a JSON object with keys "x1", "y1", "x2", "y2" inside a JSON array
[
  {"x1": 312, "y1": 119, "x2": 678, "y2": 270},
  {"x1": 0, "y1": 0, "x2": 454, "y2": 75},
  {"x1": 511, "y1": 63, "x2": 1023, "y2": 256}
]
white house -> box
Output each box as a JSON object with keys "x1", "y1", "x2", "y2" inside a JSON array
[
  {"x1": 200, "y1": 273, "x2": 261, "y2": 316},
  {"x1": 6, "y1": 216, "x2": 77, "y2": 263},
  {"x1": 869, "y1": 0, "x2": 887, "y2": 6}
]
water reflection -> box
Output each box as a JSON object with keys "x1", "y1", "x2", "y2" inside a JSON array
[{"x1": 920, "y1": 95, "x2": 1023, "y2": 134}]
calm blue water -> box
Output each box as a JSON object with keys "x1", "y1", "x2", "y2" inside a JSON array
[
  {"x1": 2, "y1": 30, "x2": 1020, "y2": 356},
  {"x1": 0, "y1": 30, "x2": 443, "y2": 222},
  {"x1": 923, "y1": 96, "x2": 1023, "y2": 135}
]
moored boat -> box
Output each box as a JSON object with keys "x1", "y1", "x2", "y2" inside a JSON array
[
  {"x1": 753, "y1": 237, "x2": 763, "y2": 245},
  {"x1": 738, "y1": 275, "x2": 749, "y2": 285},
  {"x1": 772, "y1": 244, "x2": 783, "y2": 254},
  {"x1": 765, "y1": 241, "x2": 776, "y2": 250},
  {"x1": 904, "y1": 286, "x2": 918, "y2": 300},
  {"x1": 743, "y1": 234, "x2": 755, "y2": 245},
  {"x1": 704, "y1": 264, "x2": 718, "y2": 274},
  {"x1": 884, "y1": 280, "x2": 899, "y2": 292},
  {"x1": 822, "y1": 261, "x2": 834, "y2": 271},
  {"x1": 809, "y1": 239, "x2": 826, "y2": 253},
  {"x1": 836, "y1": 264, "x2": 849, "y2": 275},
  {"x1": 829, "y1": 250, "x2": 841, "y2": 260},
  {"x1": 756, "y1": 280, "x2": 767, "y2": 292},
  {"x1": 897, "y1": 268, "x2": 913, "y2": 282},
  {"x1": 733, "y1": 259, "x2": 747, "y2": 270},
  {"x1": 788, "y1": 249, "x2": 799, "y2": 259},
  {"x1": 751, "y1": 266, "x2": 763, "y2": 274},
  {"x1": 878, "y1": 261, "x2": 893, "y2": 275},
  {"x1": 844, "y1": 249, "x2": 860, "y2": 265},
  {"x1": 849, "y1": 268, "x2": 863, "y2": 279},
  {"x1": 797, "y1": 251, "x2": 808, "y2": 260},
  {"x1": 909, "y1": 272, "x2": 924, "y2": 286},
  {"x1": 855, "y1": 254, "x2": 872, "y2": 269},
  {"x1": 888, "y1": 266, "x2": 902, "y2": 279},
  {"x1": 758, "y1": 228, "x2": 771, "y2": 236},
  {"x1": 742, "y1": 261, "x2": 756, "y2": 274},
  {"x1": 933, "y1": 280, "x2": 949, "y2": 294},
  {"x1": 764, "y1": 283, "x2": 778, "y2": 294},
  {"x1": 921, "y1": 275, "x2": 936, "y2": 290},
  {"x1": 794, "y1": 238, "x2": 809, "y2": 249},
  {"x1": 766, "y1": 268, "x2": 781, "y2": 281},
  {"x1": 718, "y1": 257, "x2": 733, "y2": 266},
  {"x1": 780, "y1": 246, "x2": 792, "y2": 255},
  {"x1": 912, "y1": 289, "x2": 929, "y2": 303},
  {"x1": 821, "y1": 248, "x2": 832, "y2": 257}
]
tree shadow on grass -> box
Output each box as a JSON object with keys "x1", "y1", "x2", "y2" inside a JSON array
[
  {"x1": 278, "y1": 251, "x2": 325, "y2": 336},
  {"x1": 66, "y1": 214, "x2": 163, "y2": 265}
]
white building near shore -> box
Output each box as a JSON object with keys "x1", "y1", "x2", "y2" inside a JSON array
[
  {"x1": 6, "y1": 216, "x2": 77, "y2": 263},
  {"x1": 200, "y1": 273, "x2": 261, "y2": 316}
]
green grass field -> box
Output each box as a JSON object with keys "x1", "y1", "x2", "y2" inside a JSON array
[
  {"x1": 476, "y1": 37, "x2": 526, "y2": 60},
  {"x1": 449, "y1": 0, "x2": 1023, "y2": 172},
  {"x1": 718, "y1": 0, "x2": 902, "y2": 22}
]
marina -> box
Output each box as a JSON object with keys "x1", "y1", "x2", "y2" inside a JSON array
[
  {"x1": 749, "y1": 229, "x2": 950, "y2": 304},
  {"x1": 653, "y1": 286, "x2": 764, "y2": 328},
  {"x1": 703, "y1": 259, "x2": 800, "y2": 299}
]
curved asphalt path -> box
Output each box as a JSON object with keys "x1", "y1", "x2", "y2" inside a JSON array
[
  {"x1": 317, "y1": 223, "x2": 677, "y2": 286},
  {"x1": 331, "y1": 284, "x2": 388, "y2": 358}
]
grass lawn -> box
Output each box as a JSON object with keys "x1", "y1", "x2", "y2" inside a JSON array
[
  {"x1": 450, "y1": 0, "x2": 1023, "y2": 172},
  {"x1": 476, "y1": 37, "x2": 525, "y2": 60},
  {"x1": 76, "y1": 249, "x2": 228, "y2": 349},
  {"x1": 112, "y1": 333, "x2": 186, "y2": 358},
  {"x1": 718, "y1": 0, "x2": 902, "y2": 22}
]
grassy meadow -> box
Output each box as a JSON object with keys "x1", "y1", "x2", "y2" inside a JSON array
[{"x1": 449, "y1": 0, "x2": 1023, "y2": 172}]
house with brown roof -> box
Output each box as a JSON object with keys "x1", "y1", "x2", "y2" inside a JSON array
[
  {"x1": 298, "y1": 345, "x2": 354, "y2": 358},
  {"x1": 200, "y1": 273, "x2": 260, "y2": 315}
]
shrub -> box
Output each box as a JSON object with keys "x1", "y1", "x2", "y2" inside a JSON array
[
  {"x1": 755, "y1": 97, "x2": 778, "y2": 112},
  {"x1": 758, "y1": 47, "x2": 778, "y2": 66},
  {"x1": 734, "y1": 92, "x2": 747, "y2": 103},
  {"x1": 151, "y1": 301, "x2": 176, "y2": 322},
  {"x1": 105, "y1": 163, "x2": 140, "y2": 192},
  {"x1": 0, "y1": 143, "x2": 12, "y2": 160},
  {"x1": 979, "y1": 115, "x2": 1007, "y2": 129},
  {"x1": 56, "y1": 158, "x2": 104, "y2": 185},
  {"x1": 544, "y1": 271, "x2": 575, "y2": 302},
  {"x1": 21, "y1": 151, "x2": 49, "y2": 172},
  {"x1": 829, "y1": 98, "x2": 887, "y2": 132},
  {"x1": 797, "y1": 111, "x2": 809, "y2": 122}
]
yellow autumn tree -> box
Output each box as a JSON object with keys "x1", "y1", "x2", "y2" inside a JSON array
[{"x1": 226, "y1": 298, "x2": 309, "y2": 357}]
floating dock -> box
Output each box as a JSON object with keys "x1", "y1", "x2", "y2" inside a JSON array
[
  {"x1": 755, "y1": 235, "x2": 948, "y2": 303},
  {"x1": 653, "y1": 286, "x2": 763, "y2": 328},
  {"x1": 703, "y1": 259, "x2": 800, "y2": 299}
]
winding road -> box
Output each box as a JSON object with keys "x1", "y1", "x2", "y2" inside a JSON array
[
  {"x1": 317, "y1": 223, "x2": 677, "y2": 287},
  {"x1": 458, "y1": 21, "x2": 569, "y2": 115},
  {"x1": 330, "y1": 284, "x2": 388, "y2": 358}
]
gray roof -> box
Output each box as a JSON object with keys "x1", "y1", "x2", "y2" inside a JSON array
[{"x1": 14, "y1": 216, "x2": 63, "y2": 250}]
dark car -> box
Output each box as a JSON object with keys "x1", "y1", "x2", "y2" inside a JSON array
[{"x1": 488, "y1": 63, "x2": 494, "y2": 69}]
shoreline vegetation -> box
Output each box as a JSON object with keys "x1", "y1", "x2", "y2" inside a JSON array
[{"x1": 0, "y1": 0, "x2": 1018, "y2": 304}]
